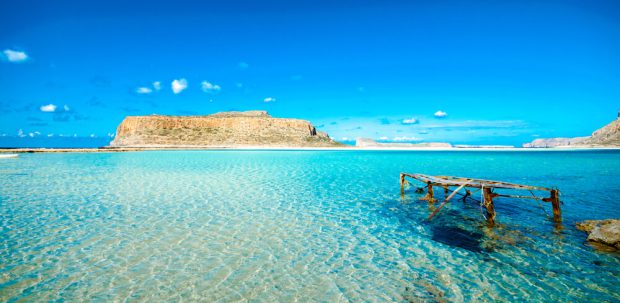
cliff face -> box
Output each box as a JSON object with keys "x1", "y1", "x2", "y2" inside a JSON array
[
  {"x1": 109, "y1": 111, "x2": 341, "y2": 147},
  {"x1": 523, "y1": 114, "x2": 620, "y2": 148},
  {"x1": 581, "y1": 116, "x2": 620, "y2": 146}
]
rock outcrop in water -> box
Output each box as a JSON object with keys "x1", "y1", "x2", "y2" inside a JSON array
[
  {"x1": 109, "y1": 111, "x2": 341, "y2": 148},
  {"x1": 576, "y1": 219, "x2": 620, "y2": 250},
  {"x1": 523, "y1": 111, "x2": 620, "y2": 148}
]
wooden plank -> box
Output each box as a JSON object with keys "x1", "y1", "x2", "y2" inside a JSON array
[{"x1": 427, "y1": 181, "x2": 471, "y2": 220}]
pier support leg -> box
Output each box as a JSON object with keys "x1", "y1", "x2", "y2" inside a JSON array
[
  {"x1": 419, "y1": 181, "x2": 436, "y2": 202},
  {"x1": 550, "y1": 189, "x2": 561, "y2": 223},
  {"x1": 400, "y1": 174, "x2": 405, "y2": 196},
  {"x1": 483, "y1": 187, "x2": 496, "y2": 227},
  {"x1": 461, "y1": 189, "x2": 471, "y2": 202}
]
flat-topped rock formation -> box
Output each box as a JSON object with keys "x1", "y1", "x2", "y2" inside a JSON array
[
  {"x1": 523, "y1": 111, "x2": 620, "y2": 148},
  {"x1": 109, "y1": 111, "x2": 341, "y2": 148}
]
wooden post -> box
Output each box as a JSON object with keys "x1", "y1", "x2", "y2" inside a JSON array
[
  {"x1": 550, "y1": 189, "x2": 561, "y2": 222},
  {"x1": 461, "y1": 189, "x2": 471, "y2": 202},
  {"x1": 426, "y1": 182, "x2": 435, "y2": 202},
  {"x1": 400, "y1": 173, "x2": 405, "y2": 195},
  {"x1": 483, "y1": 187, "x2": 496, "y2": 227}
]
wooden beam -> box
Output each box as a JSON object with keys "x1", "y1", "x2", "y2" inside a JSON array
[{"x1": 428, "y1": 181, "x2": 471, "y2": 220}]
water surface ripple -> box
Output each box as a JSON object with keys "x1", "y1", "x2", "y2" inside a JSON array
[{"x1": 1, "y1": 151, "x2": 619, "y2": 302}]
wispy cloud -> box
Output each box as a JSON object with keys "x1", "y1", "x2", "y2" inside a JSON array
[
  {"x1": 393, "y1": 136, "x2": 422, "y2": 142},
  {"x1": 401, "y1": 117, "x2": 419, "y2": 125},
  {"x1": 263, "y1": 97, "x2": 276, "y2": 102},
  {"x1": 171, "y1": 78, "x2": 188, "y2": 94},
  {"x1": 136, "y1": 87, "x2": 153, "y2": 94},
  {"x1": 40, "y1": 103, "x2": 72, "y2": 113},
  {"x1": 434, "y1": 110, "x2": 448, "y2": 118},
  {"x1": 40, "y1": 104, "x2": 57, "y2": 112},
  {"x1": 2, "y1": 49, "x2": 28, "y2": 62},
  {"x1": 201, "y1": 81, "x2": 221, "y2": 93},
  {"x1": 152, "y1": 81, "x2": 161, "y2": 91}
]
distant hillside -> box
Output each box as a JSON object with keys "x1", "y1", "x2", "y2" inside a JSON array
[
  {"x1": 524, "y1": 112, "x2": 620, "y2": 148},
  {"x1": 109, "y1": 111, "x2": 342, "y2": 148},
  {"x1": 356, "y1": 138, "x2": 452, "y2": 148}
]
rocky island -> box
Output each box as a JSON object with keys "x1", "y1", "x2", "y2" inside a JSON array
[{"x1": 109, "y1": 110, "x2": 342, "y2": 148}]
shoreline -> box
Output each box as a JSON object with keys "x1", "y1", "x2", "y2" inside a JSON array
[{"x1": 2, "y1": 146, "x2": 620, "y2": 153}]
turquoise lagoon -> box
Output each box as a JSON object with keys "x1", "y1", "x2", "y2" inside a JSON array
[{"x1": 1, "y1": 150, "x2": 619, "y2": 302}]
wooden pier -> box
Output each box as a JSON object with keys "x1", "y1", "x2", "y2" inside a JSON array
[{"x1": 400, "y1": 173, "x2": 561, "y2": 227}]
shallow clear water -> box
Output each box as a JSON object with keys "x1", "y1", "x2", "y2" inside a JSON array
[{"x1": 1, "y1": 150, "x2": 619, "y2": 302}]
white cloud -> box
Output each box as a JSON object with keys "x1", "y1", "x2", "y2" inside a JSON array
[
  {"x1": 341, "y1": 137, "x2": 349, "y2": 141},
  {"x1": 136, "y1": 87, "x2": 153, "y2": 94},
  {"x1": 17, "y1": 129, "x2": 25, "y2": 138},
  {"x1": 201, "y1": 81, "x2": 221, "y2": 93},
  {"x1": 28, "y1": 131, "x2": 41, "y2": 138},
  {"x1": 434, "y1": 110, "x2": 448, "y2": 118},
  {"x1": 63, "y1": 105, "x2": 70, "y2": 111},
  {"x1": 393, "y1": 136, "x2": 422, "y2": 142},
  {"x1": 48, "y1": 133, "x2": 54, "y2": 137},
  {"x1": 107, "y1": 132, "x2": 115, "y2": 138},
  {"x1": 3, "y1": 49, "x2": 28, "y2": 62},
  {"x1": 90, "y1": 134, "x2": 96, "y2": 138},
  {"x1": 152, "y1": 81, "x2": 161, "y2": 91},
  {"x1": 402, "y1": 118, "x2": 419, "y2": 125},
  {"x1": 379, "y1": 136, "x2": 389, "y2": 140},
  {"x1": 171, "y1": 78, "x2": 188, "y2": 94},
  {"x1": 263, "y1": 97, "x2": 276, "y2": 102},
  {"x1": 40, "y1": 104, "x2": 57, "y2": 112}
]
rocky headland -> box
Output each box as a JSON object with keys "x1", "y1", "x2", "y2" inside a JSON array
[
  {"x1": 109, "y1": 111, "x2": 342, "y2": 148},
  {"x1": 524, "y1": 112, "x2": 620, "y2": 148}
]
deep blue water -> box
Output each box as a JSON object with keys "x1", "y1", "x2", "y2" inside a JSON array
[{"x1": 1, "y1": 150, "x2": 619, "y2": 302}]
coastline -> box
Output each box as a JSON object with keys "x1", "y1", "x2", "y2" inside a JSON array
[{"x1": 2, "y1": 145, "x2": 620, "y2": 153}]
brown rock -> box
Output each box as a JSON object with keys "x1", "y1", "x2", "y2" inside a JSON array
[
  {"x1": 109, "y1": 111, "x2": 342, "y2": 148},
  {"x1": 576, "y1": 219, "x2": 620, "y2": 250}
]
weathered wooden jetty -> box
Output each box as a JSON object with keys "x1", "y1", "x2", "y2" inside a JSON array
[{"x1": 400, "y1": 173, "x2": 561, "y2": 227}]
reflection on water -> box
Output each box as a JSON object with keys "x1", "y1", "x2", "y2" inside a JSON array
[{"x1": 0, "y1": 150, "x2": 619, "y2": 302}]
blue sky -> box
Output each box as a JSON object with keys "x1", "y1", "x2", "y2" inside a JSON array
[{"x1": 1, "y1": 0, "x2": 619, "y2": 147}]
